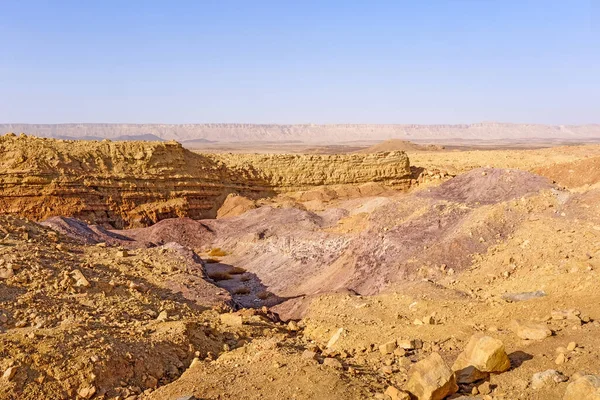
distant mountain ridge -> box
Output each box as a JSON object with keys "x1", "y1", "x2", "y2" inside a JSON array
[
  {"x1": 2, "y1": 122, "x2": 600, "y2": 143},
  {"x1": 53, "y1": 133, "x2": 166, "y2": 142}
]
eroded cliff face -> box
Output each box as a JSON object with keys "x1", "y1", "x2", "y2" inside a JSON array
[
  {"x1": 0, "y1": 134, "x2": 411, "y2": 227},
  {"x1": 207, "y1": 152, "x2": 412, "y2": 190}
]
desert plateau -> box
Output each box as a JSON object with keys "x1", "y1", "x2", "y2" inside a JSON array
[{"x1": 1, "y1": 131, "x2": 600, "y2": 400}]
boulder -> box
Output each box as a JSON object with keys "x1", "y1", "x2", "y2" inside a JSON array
[
  {"x1": 452, "y1": 334, "x2": 510, "y2": 384},
  {"x1": 460, "y1": 334, "x2": 511, "y2": 372},
  {"x1": 563, "y1": 375, "x2": 600, "y2": 400},
  {"x1": 405, "y1": 352, "x2": 458, "y2": 400},
  {"x1": 510, "y1": 319, "x2": 552, "y2": 340}
]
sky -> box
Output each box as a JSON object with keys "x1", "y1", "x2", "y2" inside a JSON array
[{"x1": 0, "y1": 0, "x2": 598, "y2": 124}]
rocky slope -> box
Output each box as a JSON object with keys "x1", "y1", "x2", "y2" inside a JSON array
[
  {"x1": 3, "y1": 122, "x2": 600, "y2": 143},
  {"x1": 7, "y1": 163, "x2": 600, "y2": 400},
  {"x1": 0, "y1": 134, "x2": 411, "y2": 228}
]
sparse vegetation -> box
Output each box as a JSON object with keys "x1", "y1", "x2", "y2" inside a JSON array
[
  {"x1": 208, "y1": 271, "x2": 232, "y2": 281},
  {"x1": 208, "y1": 247, "x2": 227, "y2": 257},
  {"x1": 228, "y1": 266, "x2": 246, "y2": 275},
  {"x1": 233, "y1": 286, "x2": 250, "y2": 295},
  {"x1": 257, "y1": 290, "x2": 272, "y2": 300}
]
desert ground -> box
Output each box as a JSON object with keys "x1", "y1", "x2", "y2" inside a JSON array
[{"x1": 2, "y1": 133, "x2": 600, "y2": 399}]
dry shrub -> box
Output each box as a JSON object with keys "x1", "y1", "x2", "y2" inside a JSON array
[
  {"x1": 233, "y1": 286, "x2": 250, "y2": 295},
  {"x1": 208, "y1": 271, "x2": 232, "y2": 281},
  {"x1": 228, "y1": 266, "x2": 246, "y2": 275},
  {"x1": 257, "y1": 291, "x2": 272, "y2": 300},
  {"x1": 208, "y1": 247, "x2": 227, "y2": 257}
]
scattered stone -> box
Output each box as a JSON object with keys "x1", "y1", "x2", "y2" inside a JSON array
[
  {"x1": 478, "y1": 381, "x2": 491, "y2": 395},
  {"x1": 326, "y1": 328, "x2": 344, "y2": 349},
  {"x1": 397, "y1": 339, "x2": 419, "y2": 350},
  {"x1": 510, "y1": 319, "x2": 552, "y2": 340},
  {"x1": 531, "y1": 370, "x2": 568, "y2": 389},
  {"x1": 287, "y1": 321, "x2": 300, "y2": 331},
  {"x1": 379, "y1": 340, "x2": 398, "y2": 355},
  {"x1": 220, "y1": 313, "x2": 243, "y2": 327},
  {"x1": 563, "y1": 375, "x2": 600, "y2": 400},
  {"x1": 0, "y1": 268, "x2": 14, "y2": 280},
  {"x1": 323, "y1": 357, "x2": 342, "y2": 369},
  {"x1": 117, "y1": 249, "x2": 129, "y2": 257},
  {"x1": 2, "y1": 366, "x2": 16, "y2": 381},
  {"x1": 551, "y1": 309, "x2": 581, "y2": 321},
  {"x1": 405, "y1": 352, "x2": 458, "y2": 400},
  {"x1": 156, "y1": 310, "x2": 169, "y2": 322},
  {"x1": 567, "y1": 342, "x2": 577, "y2": 352},
  {"x1": 384, "y1": 385, "x2": 411, "y2": 400},
  {"x1": 381, "y1": 365, "x2": 393, "y2": 375},
  {"x1": 394, "y1": 348, "x2": 407, "y2": 357},
  {"x1": 144, "y1": 375, "x2": 158, "y2": 389},
  {"x1": 302, "y1": 350, "x2": 318, "y2": 360},
  {"x1": 556, "y1": 353, "x2": 566, "y2": 365},
  {"x1": 502, "y1": 291, "x2": 546, "y2": 302},
  {"x1": 71, "y1": 269, "x2": 90, "y2": 287},
  {"x1": 78, "y1": 385, "x2": 96, "y2": 399},
  {"x1": 176, "y1": 396, "x2": 199, "y2": 400}
]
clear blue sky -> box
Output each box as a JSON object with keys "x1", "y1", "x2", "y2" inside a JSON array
[{"x1": 1, "y1": 1, "x2": 598, "y2": 124}]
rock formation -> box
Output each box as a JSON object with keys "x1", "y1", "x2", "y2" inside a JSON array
[{"x1": 0, "y1": 134, "x2": 411, "y2": 227}]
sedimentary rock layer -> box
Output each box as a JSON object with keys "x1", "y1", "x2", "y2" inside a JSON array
[{"x1": 0, "y1": 134, "x2": 411, "y2": 227}]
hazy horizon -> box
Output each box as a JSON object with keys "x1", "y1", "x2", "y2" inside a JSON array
[
  {"x1": 2, "y1": 121, "x2": 600, "y2": 127},
  {"x1": 1, "y1": 1, "x2": 598, "y2": 124}
]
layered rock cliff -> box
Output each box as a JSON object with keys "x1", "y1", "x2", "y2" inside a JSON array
[
  {"x1": 207, "y1": 152, "x2": 411, "y2": 190},
  {"x1": 0, "y1": 134, "x2": 411, "y2": 227}
]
